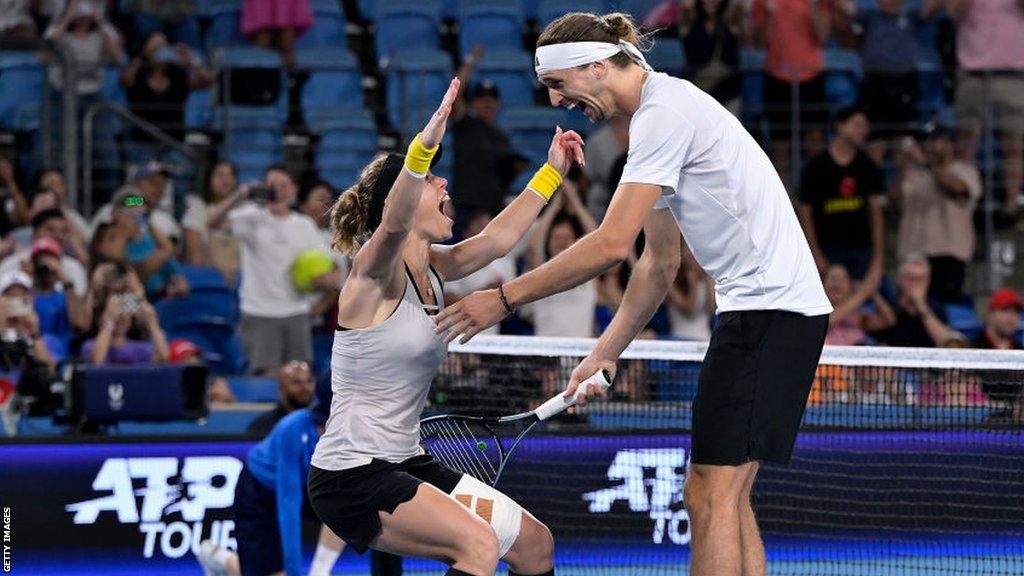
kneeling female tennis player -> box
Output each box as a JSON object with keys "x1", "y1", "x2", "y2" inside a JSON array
[{"x1": 307, "y1": 78, "x2": 583, "y2": 576}]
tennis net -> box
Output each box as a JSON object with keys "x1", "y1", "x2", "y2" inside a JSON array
[{"x1": 428, "y1": 335, "x2": 1024, "y2": 576}]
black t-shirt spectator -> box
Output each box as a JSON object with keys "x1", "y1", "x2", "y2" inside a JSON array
[
  {"x1": 683, "y1": 19, "x2": 741, "y2": 104},
  {"x1": 799, "y1": 150, "x2": 883, "y2": 249},
  {"x1": 452, "y1": 116, "x2": 512, "y2": 215},
  {"x1": 870, "y1": 298, "x2": 948, "y2": 347},
  {"x1": 245, "y1": 403, "x2": 288, "y2": 437},
  {"x1": 127, "y1": 64, "x2": 190, "y2": 141}
]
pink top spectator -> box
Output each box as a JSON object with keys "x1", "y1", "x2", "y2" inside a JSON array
[
  {"x1": 752, "y1": 0, "x2": 827, "y2": 82},
  {"x1": 242, "y1": 0, "x2": 313, "y2": 36},
  {"x1": 955, "y1": 0, "x2": 1024, "y2": 71},
  {"x1": 825, "y1": 314, "x2": 867, "y2": 346}
]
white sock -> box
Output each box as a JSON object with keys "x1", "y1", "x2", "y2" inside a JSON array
[{"x1": 308, "y1": 543, "x2": 341, "y2": 576}]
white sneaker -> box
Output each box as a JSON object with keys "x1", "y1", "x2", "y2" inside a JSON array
[{"x1": 197, "y1": 540, "x2": 228, "y2": 576}]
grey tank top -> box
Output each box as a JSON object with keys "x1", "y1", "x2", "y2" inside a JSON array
[{"x1": 311, "y1": 266, "x2": 447, "y2": 471}]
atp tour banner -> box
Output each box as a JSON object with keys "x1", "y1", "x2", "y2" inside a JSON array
[{"x1": 0, "y1": 430, "x2": 1021, "y2": 572}]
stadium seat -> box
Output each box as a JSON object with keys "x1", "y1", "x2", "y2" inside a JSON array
[
  {"x1": 607, "y1": 0, "x2": 663, "y2": 19},
  {"x1": 538, "y1": 0, "x2": 605, "y2": 26},
  {"x1": 501, "y1": 105, "x2": 566, "y2": 165},
  {"x1": 180, "y1": 265, "x2": 231, "y2": 290},
  {"x1": 156, "y1": 289, "x2": 239, "y2": 331},
  {"x1": 204, "y1": 0, "x2": 246, "y2": 51},
  {"x1": 432, "y1": 133, "x2": 454, "y2": 181},
  {"x1": 472, "y1": 49, "x2": 535, "y2": 107},
  {"x1": 307, "y1": 107, "x2": 379, "y2": 190},
  {"x1": 945, "y1": 304, "x2": 983, "y2": 341},
  {"x1": 645, "y1": 37, "x2": 687, "y2": 78},
  {"x1": 739, "y1": 48, "x2": 766, "y2": 129},
  {"x1": 226, "y1": 376, "x2": 278, "y2": 402},
  {"x1": 0, "y1": 51, "x2": 44, "y2": 132},
  {"x1": 214, "y1": 46, "x2": 289, "y2": 123},
  {"x1": 823, "y1": 48, "x2": 862, "y2": 113},
  {"x1": 916, "y1": 50, "x2": 945, "y2": 123},
  {"x1": 375, "y1": 0, "x2": 442, "y2": 66},
  {"x1": 296, "y1": 0, "x2": 347, "y2": 49},
  {"x1": 458, "y1": 1, "x2": 525, "y2": 56},
  {"x1": 184, "y1": 88, "x2": 213, "y2": 129},
  {"x1": 223, "y1": 106, "x2": 283, "y2": 182},
  {"x1": 384, "y1": 49, "x2": 453, "y2": 136},
  {"x1": 295, "y1": 48, "x2": 364, "y2": 121}
]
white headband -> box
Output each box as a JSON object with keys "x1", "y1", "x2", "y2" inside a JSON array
[{"x1": 534, "y1": 40, "x2": 652, "y2": 75}]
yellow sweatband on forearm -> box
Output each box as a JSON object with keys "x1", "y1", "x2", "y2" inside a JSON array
[
  {"x1": 404, "y1": 134, "x2": 438, "y2": 176},
  {"x1": 526, "y1": 163, "x2": 563, "y2": 202}
]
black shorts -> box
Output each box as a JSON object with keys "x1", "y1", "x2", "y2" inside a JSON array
[
  {"x1": 307, "y1": 454, "x2": 462, "y2": 553},
  {"x1": 234, "y1": 466, "x2": 283, "y2": 576},
  {"x1": 692, "y1": 310, "x2": 828, "y2": 466},
  {"x1": 764, "y1": 74, "x2": 828, "y2": 140}
]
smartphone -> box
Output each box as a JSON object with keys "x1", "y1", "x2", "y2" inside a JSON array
[
  {"x1": 113, "y1": 293, "x2": 142, "y2": 316},
  {"x1": 249, "y1": 185, "x2": 276, "y2": 205}
]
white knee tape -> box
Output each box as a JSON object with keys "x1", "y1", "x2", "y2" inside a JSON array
[{"x1": 450, "y1": 475, "x2": 523, "y2": 557}]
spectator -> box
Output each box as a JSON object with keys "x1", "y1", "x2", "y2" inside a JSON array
[
  {"x1": 28, "y1": 237, "x2": 90, "y2": 360},
  {"x1": 451, "y1": 47, "x2": 517, "y2": 226},
  {"x1": 0, "y1": 208, "x2": 88, "y2": 297},
  {"x1": 581, "y1": 116, "x2": 629, "y2": 218},
  {"x1": 297, "y1": 179, "x2": 346, "y2": 333},
  {"x1": 890, "y1": 122, "x2": 982, "y2": 302},
  {"x1": 242, "y1": 0, "x2": 312, "y2": 69},
  {"x1": 124, "y1": 0, "x2": 201, "y2": 53},
  {"x1": 94, "y1": 160, "x2": 182, "y2": 242},
  {"x1": 822, "y1": 263, "x2": 895, "y2": 345},
  {"x1": 972, "y1": 288, "x2": 1023, "y2": 350},
  {"x1": 666, "y1": 240, "x2": 715, "y2": 341},
  {"x1": 869, "y1": 255, "x2": 951, "y2": 347},
  {"x1": 203, "y1": 160, "x2": 245, "y2": 282},
  {"x1": 948, "y1": 0, "x2": 1024, "y2": 220},
  {"x1": 0, "y1": 158, "x2": 30, "y2": 240},
  {"x1": 838, "y1": 0, "x2": 942, "y2": 166},
  {"x1": 0, "y1": 270, "x2": 55, "y2": 368},
  {"x1": 0, "y1": 0, "x2": 38, "y2": 38},
  {"x1": 82, "y1": 261, "x2": 170, "y2": 365},
  {"x1": 245, "y1": 360, "x2": 314, "y2": 436},
  {"x1": 210, "y1": 164, "x2": 324, "y2": 375},
  {"x1": 444, "y1": 210, "x2": 516, "y2": 336},
  {"x1": 798, "y1": 106, "x2": 885, "y2": 280},
  {"x1": 596, "y1": 261, "x2": 631, "y2": 334},
  {"x1": 751, "y1": 0, "x2": 831, "y2": 187},
  {"x1": 120, "y1": 31, "x2": 212, "y2": 145},
  {"x1": 28, "y1": 167, "x2": 90, "y2": 242},
  {"x1": 89, "y1": 220, "x2": 129, "y2": 266},
  {"x1": 521, "y1": 182, "x2": 598, "y2": 337},
  {"x1": 677, "y1": 0, "x2": 745, "y2": 115}
]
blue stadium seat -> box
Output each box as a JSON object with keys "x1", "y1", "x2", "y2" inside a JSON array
[
  {"x1": 295, "y1": 48, "x2": 363, "y2": 121},
  {"x1": 945, "y1": 304, "x2": 983, "y2": 341},
  {"x1": 538, "y1": 0, "x2": 605, "y2": 26},
  {"x1": 204, "y1": 0, "x2": 246, "y2": 51},
  {"x1": 500, "y1": 105, "x2": 565, "y2": 165},
  {"x1": 0, "y1": 51, "x2": 44, "y2": 132},
  {"x1": 224, "y1": 106, "x2": 283, "y2": 182},
  {"x1": 226, "y1": 376, "x2": 278, "y2": 402},
  {"x1": 180, "y1": 265, "x2": 231, "y2": 290},
  {"x1": 607, "y1": 0, "x2": 662, "y2": 19},
  {"x1": 646, "y1": 37, "x2": 687, "y2": 77},
  {"x1": 472, "y1": 49, "x2": 535, "y2": 107},
  {"x1": 384, "y1": 49, "x2": 453, "y2": 135},
  {"x1": 916, "y1": 50, "x2": 945, "y2": 123},
  {"x1": 823, "y1": 48, "x2": 862, "y2": 113},
  {"x1": 184, "y1": 88, "x2": 213, "y2": 129},
  {"x1": 459, "y1": 1, "x2": 524, "y2": 56},
  {"x1": 156, "y1": 288, "x2": 239, "y2": 330},
  {"x1": 296, "y1": 0, "x2": 347, "y2": 48},
  {"x1": 308, "y1": 107, "x2": 380, "y2": 190},
  {"x1": 375, "y1": 0, "x2": 442, "y2": 66}
]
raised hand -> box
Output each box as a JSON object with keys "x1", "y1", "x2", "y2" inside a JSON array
[
  {"x1": 419, "y1": 78, "x2": 461, "y2": 149},
  {"x1": 547, "y1": 127, "x2": 585, "y2": 175}
]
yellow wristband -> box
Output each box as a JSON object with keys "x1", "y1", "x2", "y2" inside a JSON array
[
  {"x1": 526, "y1": 163, "x2": 563, "y2": 202},
  {"x1": 404, "y1": 134, "x2": 438, "y2": 176}
]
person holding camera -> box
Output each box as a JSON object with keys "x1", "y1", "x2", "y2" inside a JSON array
[
  {"x1": 0, "y1": 208, "x2": 89, "y2": 298},
  {"x1": 24, "y1": 237, "x2": 91, "y2": 361},
  {"x1": 0, "y1": 270, "x2": 55, "y2": 370},
  {"x1": 82, "y1": 262, "x2": 170, "y2": 365},
  {"x1": 209, "y1": 164, "x2": 326, "y2": 376}
]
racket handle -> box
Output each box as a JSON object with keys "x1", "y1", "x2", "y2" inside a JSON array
[{"x1": 534, "y1": 369, "x2": 612, "y2": 421}]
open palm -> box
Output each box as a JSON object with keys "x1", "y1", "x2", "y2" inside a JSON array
[{"x1": 420, "y1": 78, "x2": 461, "y2": 149}]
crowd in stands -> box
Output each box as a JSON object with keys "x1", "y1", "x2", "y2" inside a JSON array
[{"x1": 0, "y1": 0, "x2": 1020, "y2": 422}]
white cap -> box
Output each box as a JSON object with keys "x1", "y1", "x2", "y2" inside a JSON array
[{"x1": 0, "y1": 270, "x2": 32, "y2": 294}]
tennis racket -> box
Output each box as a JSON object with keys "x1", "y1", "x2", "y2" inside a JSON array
[{"x1": 419, "y1": 369, "x2": 612, "y2": 486}]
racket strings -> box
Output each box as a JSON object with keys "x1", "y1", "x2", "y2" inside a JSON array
[{"x1": 422, "y1": 419, "x2": 499, "y2": 484}]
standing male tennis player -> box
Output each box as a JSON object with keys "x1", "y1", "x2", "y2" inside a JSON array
[{"x1": 435, "y1": 12, "x2": 832, "y2": 576}]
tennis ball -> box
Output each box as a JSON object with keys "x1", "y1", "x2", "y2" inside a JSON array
[
  {"x1": 291, "y1": 250, "x2": 333, "y2": 292},
  {"x1": 476, "y1": 441, "x2": 487, "y2": 452}
]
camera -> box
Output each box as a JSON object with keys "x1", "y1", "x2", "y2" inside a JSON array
[
  {"x1": 112, "y1": 293, "x2": 143, "y2": 316},
  {"x1": 249, "y1": 185, "x2": 276, "y2": 205}
]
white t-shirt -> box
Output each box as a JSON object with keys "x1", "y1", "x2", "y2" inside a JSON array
[
  {"x1": 229, "y1": 205, "x2": 326, "y2": 318},
  {"x1": 445, "y1": 255, "x2": 516, "y2": 337},
  {"x1": 522, "y1": 280, "x2": 597, "y2": 338},
  {"x1": 619, "y1": 73, "x2": 832, "y2": 316},
  {"x1": 0, "y1": 250, "x2": 87, "y2": 297}
]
